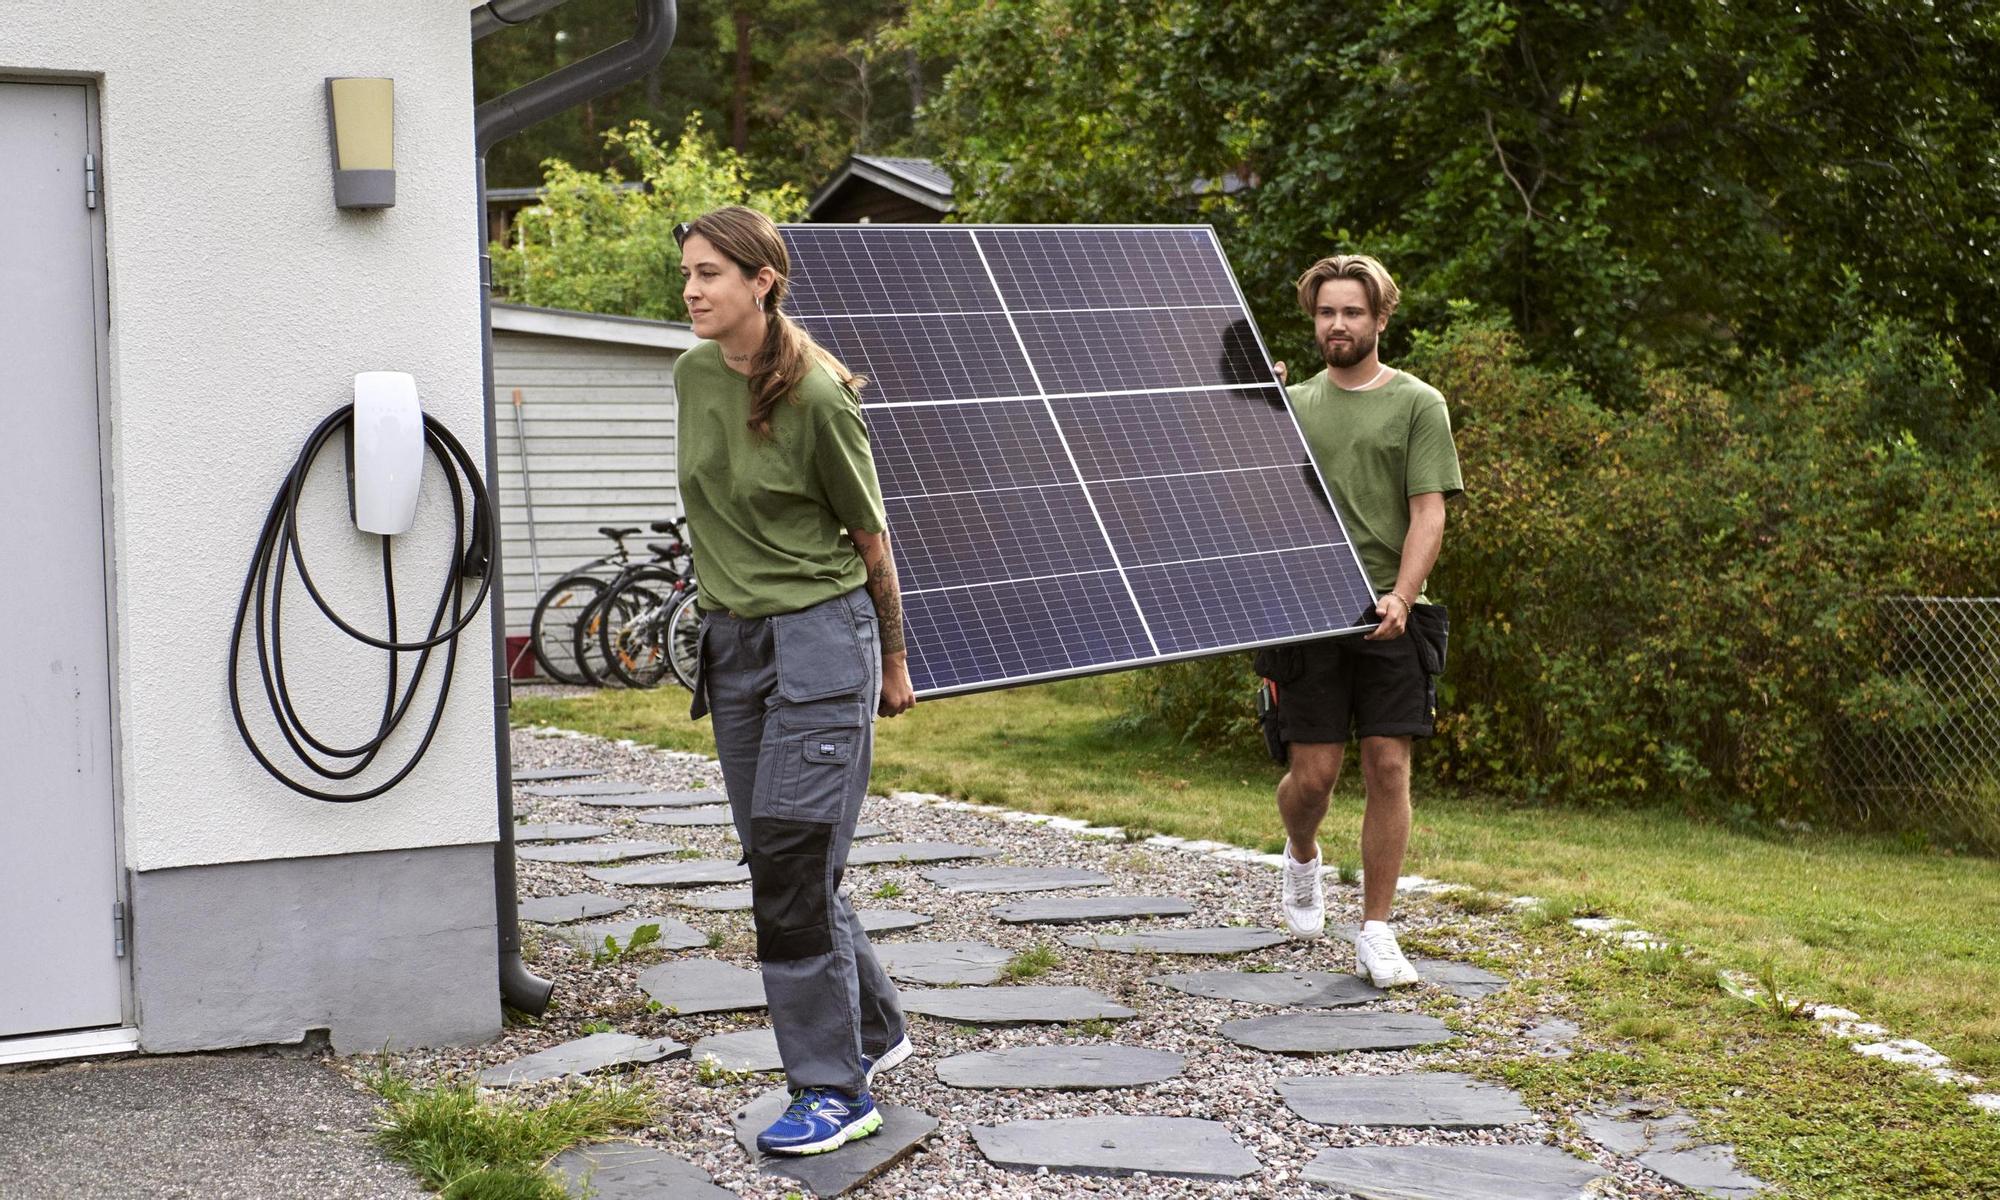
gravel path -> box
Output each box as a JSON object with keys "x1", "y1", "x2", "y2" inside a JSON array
[{"x1": 362, "y1": 724, "x2": 1722, "y2": 1198}]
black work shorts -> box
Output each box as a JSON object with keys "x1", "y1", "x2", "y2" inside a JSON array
[{"x1": 1253, "y1": 604, "x2": 1448, "y2": 745}]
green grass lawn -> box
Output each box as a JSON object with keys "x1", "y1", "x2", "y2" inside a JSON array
[{"x1": 514, "y1": 676, "x2": 2000, "y2": 1086}]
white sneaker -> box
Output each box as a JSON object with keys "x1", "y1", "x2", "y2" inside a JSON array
[
  {"x1": 1354, "y1": 921, "x2": 1421, "y2": 988},
  {"x1": 1280, "y1": 844, "x2": 1326, "y2": 938}
]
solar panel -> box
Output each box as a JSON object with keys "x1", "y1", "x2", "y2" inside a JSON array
[{"x1": 778, "y1": 224, "x2": 1379, "y2": 696}]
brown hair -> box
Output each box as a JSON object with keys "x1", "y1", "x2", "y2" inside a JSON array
[
  {"x1": 677, "y1": 205, "x2": 865, "y2": 437},
  {"x1": 1294, "y1": 254, "x2": 1401, "y2": 321}
]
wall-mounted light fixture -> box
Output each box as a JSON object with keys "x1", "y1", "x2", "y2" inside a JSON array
[{"x1": 325, "y1": 77, "x2": 395, "y2": 210}]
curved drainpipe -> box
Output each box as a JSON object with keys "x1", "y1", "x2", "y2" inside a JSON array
[{"x1": 472, "y1": 0, "x2": 679, "y2": 1015}]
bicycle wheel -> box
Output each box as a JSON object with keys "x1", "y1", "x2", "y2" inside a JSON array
[
  {"x1": 529, "y1": 575, "x2": 607, "y2": 685},
  {"x1": 572, "y1": 580, "x2": 637, "y2": 687},
  {"x1": 666, "y1": 588, "x2": 702, "y2": 691},
  {"x1": 598, "y1": 568, "x2": 681, "y2": 690}
]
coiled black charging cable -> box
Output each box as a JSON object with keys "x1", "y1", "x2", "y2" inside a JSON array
[{"x1": 228, "y1": 404, "x2": 493, "y2": 801}]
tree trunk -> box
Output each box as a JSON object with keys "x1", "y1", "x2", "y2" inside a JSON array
[
  {"x1": 732, "y1": 4, "x2": 753, "y2": 154},
  {"x1": 905, "y1": 48, "x2": 923, "y2": 114}
]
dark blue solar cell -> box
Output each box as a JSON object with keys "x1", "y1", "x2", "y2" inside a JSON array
[
  {"x1": 1090, "y1": 468, "x2": 1351, "y2": 568},
  {"x1": 1048, "y1": 386, "x2": 1305, "y2": 481},
  {"x1": 793, "y1": 313, "x2": 1036, "y2": 404},
  {"x1": 1125, "y1": 546, "x2": 1379, "y2": 656},
  {"x1": 783, "y1": 226, "x2": 1001, "y2": 315},
  {"x1": 865, "y1": 400, "x2": 1073, "y2": 501},
  {"x1": 901, "y1": 570, "x2": 1153, "y2": 693},
  {"x1": 885, "y1": 485, "x2": 1115, "y2": 594},
  {"x1": 976, "y1": 227, "x2": 1242, "y2": 312},
  {"x1": 1010, "y1": 308, "x2": 1272, "y2": 395}
]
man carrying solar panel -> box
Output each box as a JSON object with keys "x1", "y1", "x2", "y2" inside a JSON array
[{"x1": 1265, "y1": 255, "x2": 1462, "y2": 987}]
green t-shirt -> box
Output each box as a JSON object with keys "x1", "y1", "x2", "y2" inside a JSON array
[
  {"x1": 1287, "y1": 368, "x2": 1463, "y2": 600},
  {"x1": 674, "y1": 341, "x2": 887, "y2": 618}
]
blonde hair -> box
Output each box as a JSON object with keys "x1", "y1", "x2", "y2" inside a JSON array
[
  {"x1": 1295, "y1": 254, "x2": 1401, "y2": 321},
  {"x1": 677, "y1": 205, "x2": 865, "y2": 437}
]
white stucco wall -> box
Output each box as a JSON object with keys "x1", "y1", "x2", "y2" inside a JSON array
[{"x1": 3, "y1": 3, "x2": 498, "y2": 870}]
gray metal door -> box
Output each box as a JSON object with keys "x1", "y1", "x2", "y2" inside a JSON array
[{"x1": 0, "y1": 81, "x2": 123, "y2": 1038}]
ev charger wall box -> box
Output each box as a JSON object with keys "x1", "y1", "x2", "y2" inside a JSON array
[{"x1": 349, "y1": 371, "x2": 423, "y2": 534}]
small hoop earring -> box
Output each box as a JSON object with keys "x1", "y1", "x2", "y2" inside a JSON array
[{"x1": 755, "y1": 294, "x2": 766, "y2": 313}]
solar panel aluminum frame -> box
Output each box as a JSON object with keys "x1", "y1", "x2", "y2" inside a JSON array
[{"x1": 779, "y1": 222, "x2": 1381, "y2": 698}]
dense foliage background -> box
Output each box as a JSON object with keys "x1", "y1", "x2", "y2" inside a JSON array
[{"x1": 478, "y1": 2, "x2": 2000, "y2": 836}]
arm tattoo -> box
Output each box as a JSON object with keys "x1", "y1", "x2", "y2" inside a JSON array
[{"x1": 866, "y1": 556, "x2": 906, "y2": 655}]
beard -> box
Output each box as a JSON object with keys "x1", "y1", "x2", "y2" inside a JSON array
[{"x1": 1321, "y1": 329, "x2": 1377, "y2": 369}]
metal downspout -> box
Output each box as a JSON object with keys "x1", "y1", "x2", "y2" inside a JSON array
[{"x1": 472, "y1": 0, "x2": 679, "y2": 1015}]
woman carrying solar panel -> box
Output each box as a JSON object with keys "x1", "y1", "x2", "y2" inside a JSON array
[{"x1": 669, "y1": 206, "x2": 915, "y2": 1157}]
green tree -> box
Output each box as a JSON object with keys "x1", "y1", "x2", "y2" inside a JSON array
[
  {"x1": 900, "y1": 0, "x2": 2000, "y2": 406},
  {"x1": 489, "y1": 118, "x2": 805, "y2": 321}
]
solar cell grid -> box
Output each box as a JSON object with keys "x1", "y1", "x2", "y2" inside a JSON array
[
  {"x1": 979, "y1": 227, "x2": 1242, "y2": 311},
  {"x1": 777, "y1": 223, "x2": 1378, "y2": 695},
  {"x1": 794, "y1": 312, "x2": 1036, "y2": 404},
  {"x1": 866, "y1": 400, "x2": 1071, "y2": 499},
  {"x1": 783, "y1": 226, "x2": 1001, "y2": 315},
  {"x1": 1010, "y1": 307, "x2": 1270, "y2": 396},
  {"x1": 1049, "y1": 387, "x2": 1308, "y2": 480}
]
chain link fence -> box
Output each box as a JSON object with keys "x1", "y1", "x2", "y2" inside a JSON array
[{"x1": 1829, "y1": 597, "x2": 2000, "y2": 854}]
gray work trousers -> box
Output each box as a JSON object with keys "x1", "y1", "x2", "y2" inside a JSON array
[{"x1": 691, "y1": 586, "x2": 906, "y2": 1096}]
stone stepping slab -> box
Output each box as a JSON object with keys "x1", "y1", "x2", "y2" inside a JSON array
[
  {"x1": 518, "y1": 840, "x2": 682, "y2": 865},
  {"x1": 674, "y1": 887, "x2": 753, "y2": 911},
  {"x1": 1302, "y1": 1143, "x2": 1605, "y2": 1200},
  {"x1": 920, "y1": 867, "x2": 1113, "y2": 894},
  {"x1": 1579, "y1": 1103, "x2": 1768, "y2": 1198},
  {"x1": 638, "y1": 959, "x2": 766, "y2": 1015},
  {"x1": 873, "y1": 940, "x2": 1013, "y2": 985},
  {"x1": 638, "y1": 806, "x2": 736, "y2": 827},
  {"x1": 1222, "y1": 1011, "x2": 1454, "y2": 1054},
  {"x1": 1414, "y1": 958, "x2": 1509, "y2": 999},
  {"x1": 520, "y1": 780, "x2": 653, "y2": 798},
  {"x1": 519, "y1": 893, "x2": 628, "y2": 924},
  {"x1": 936, "y1": 1044, "x2": 1185, "y2": 1090},
  {"x1": 989, "y1": 896, "x2": 1194, "y2": 925},
  {"x1": 970, "y1": 1115, "x2": 1259, "y2": 1181},
  {"x1": 691, "y1": 1027, "x2": 783, "y2": 1073},
  {"x1": 857, "y1": 908, "x2": 931, "y2": 935},
  {"x1": 549, "y1": 1142, "x2": 739, "y2": 1200},
  {"x1": 547, "y1": 916, "x2": 709, "y2": 954},
  {"x1": 587, "y1": 860, "x2": 751, "y2": 888},
  {"x1": 1279, "y1": 1072, "x2": 1535, "y2": 1128},
  {"x1": 577, "y1": 789, "x2": 727, "y2": 809},
  {"x1": 476, "y1": 1032, "x2": 687, "y2": 1087},
  {"x1": 512, "y1": 766, "x2": 606, "y2": 784},
  {"x1": 844, "y1": 840, "x2": 1001, "y2": 867},
  {"x1": 515, "y1": 823, "x2": 614, "y2": 843},
  {"x1": 900, "y1": 986, "x2": 1135, "y2": 1025},
  {"x1": 733, "y1": 1086, "x2": 937, "y2": 1197},
  {"x1": 1149, "y1": 970, "x2": 1386, "y2": 1008},
  {"x1": 851, "y1": 824, "x2": 891, "y2": 840},
  {"x1": 1062, "y1": 927, "x2": 1288, "y2": 956}
]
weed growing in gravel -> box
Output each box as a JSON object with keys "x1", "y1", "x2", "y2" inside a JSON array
[
  {"x1": 369, "y1": 1070, "x2": 654, "y2": 1200},
  {"x1": 869, "y1": 880, "x2": 906, "y2": 900},
  {"x1": 1004, "y1": 942, "x2": 1060, "y2": 980},
  {"x1": 1077, "y1": 1019, "x2": 1117, "y2": 1038},
  {"x1": 693, "y1": 1055, "x2": 751, "y2": 1087},
  {"x1": 1625, "y1": 941, "x2": 1688, "y2": 976},
  {"x1": 704, "y1": 928, "x2": 725, "y2": 949},
  {"x1": 1517, "y1": 896, "x2": 1577, "y2": 928},
  {"x1": 591, "y1": 922, "x2": 662, "y2": 965},
  {"x1": 1243, "y1": 963, "x2": 1283, "y2": 973},
  {"x1": 1122, "y1": 825, "x2": 1158, "y2": 843},
  {"x1": 1336, "y1": 858, "x2": 1361, "y2": 886},
  {"x1": 1609, "y1": 1012, "x2": 1683, "y2": 1044},
  {"x1": 578, "y1": 1020, "x2": 613, "y2": 1035}
]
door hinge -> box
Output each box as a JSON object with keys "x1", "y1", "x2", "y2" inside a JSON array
[
  {"x1": 85, "y1": 153, "x2": 99, "y2": 210},
  {"x1": 112, "y1": 900, "x2": 126, "y2": 958}
]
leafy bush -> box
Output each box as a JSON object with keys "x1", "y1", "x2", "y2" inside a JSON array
[
  {"x1": 490, "y1": 116, "x2": 804, "y2": 322},
  {"x1": 1119, "y1": 308, "x2": 2000, "y2": 824}
]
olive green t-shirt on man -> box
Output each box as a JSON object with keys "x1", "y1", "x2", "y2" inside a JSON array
[
  {"x1": 1286, "y1": 368, "x2": 1464, "y2": 602},
  {"x1": 674, "y1": 341, "x2": 888, "y2": 619}
]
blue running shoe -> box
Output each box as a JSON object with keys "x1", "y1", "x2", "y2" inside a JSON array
[
  {"x1": 862, "y1": 1034, "x2": 913, "y2": 1086},
  {"x1": 755, "y1": 1087, "x2": 883, "y2": 1156}
]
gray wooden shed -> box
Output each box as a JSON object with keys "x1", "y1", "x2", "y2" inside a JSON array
[{"x1": 489, "y1": 304, "x2": 697, "y2": 655}]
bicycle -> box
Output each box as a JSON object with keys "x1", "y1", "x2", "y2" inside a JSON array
[
  {"x1": 573, "y1": 526, "x2": 695, "y2": 688},
  {"x1": 527, "y1": 519, "x2": 683, "y2": 685}
]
